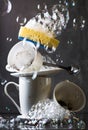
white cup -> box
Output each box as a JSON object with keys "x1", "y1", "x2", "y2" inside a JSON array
[
  {"x1": 6, "y1": 41, "x2": 43, "y2": 73},
  {"x1": 4, "y1": 76, "x2": 51, "y2": 117},
  {"x1": 53, "y1": 80, "x2": 86, "y2": 112}
]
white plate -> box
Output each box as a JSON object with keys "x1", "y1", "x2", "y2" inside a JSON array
[{"x1": 10, "y1": 67, "x2": 62, "y2": 77}]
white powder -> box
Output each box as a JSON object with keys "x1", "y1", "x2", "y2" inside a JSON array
[{"x1": 28, "y1": 99, "x2": 70, "y2": 121}]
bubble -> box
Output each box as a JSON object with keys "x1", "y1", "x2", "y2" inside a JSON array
[
  {"x1": 55, "y1": 54, "x2": 64, "y2": 64},
  {"x1": 77, "y1": 120, "x2": 86, "y2": 129},
  {"x1": 56, "y1": 58, "x2": 64, "y2": 64},
  {"x1": 6, "y1": 37, "x2": 12, "y2": 42},
  {"x1": 68, "y1": 123, "x2": 73, "y2": 129},
  {"x1": 0, "y1": 0, "x2": 12, "y2": 16},
  {"x1": 56, "y1": 55, "x2": 61, "y2": 62},
  {"x1": 79, "y1": 16, "x2": 86, "y2": 30},
  {"x1": 58, "y1": 0, "x2": 69, "y2": 7},
  {"x1": 1, "y1": 79, "x2": 7, "y2": 86},
  {"x1": 65, "y1": 0, "x2": 76, "y2": 8},
  {"x1": 71, "y1": 66, "x2": 80, "y2": 74},
  {"x1": 56, "y1": 54, "x2": 61, "y2": 58},
  {"x1": 5, "y1": 106, "x2": 10, "y2": 111},
  {"x1": 67, "y1": 40, "x2": 73, "y2": 45},
  {"x1": 73, "y1": 16, "x2": 86, "y2": 31},
  {"x1": 16, "y1": 16, "x2": 27, "y2": 25}
]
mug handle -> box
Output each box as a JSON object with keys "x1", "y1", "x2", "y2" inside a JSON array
[{"x1": 4, "y1": 82, "x2": 21, "y2": 113}]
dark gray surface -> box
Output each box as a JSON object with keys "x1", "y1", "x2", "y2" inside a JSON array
[{"x1": 0, "y1": 0, "x2": 88, "y2": 126}]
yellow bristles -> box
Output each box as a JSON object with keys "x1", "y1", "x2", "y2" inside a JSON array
[{"x1": 18, "y1": 27, "x2": 60, "y2": 48}]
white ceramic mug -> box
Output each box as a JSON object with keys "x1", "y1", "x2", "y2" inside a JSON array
[
  {"x1": 53, "y1": 80, "x2": 86, "y2": 112},
  {"x1": 4, "y1": 76, "x2": 51, "y2": 117}
]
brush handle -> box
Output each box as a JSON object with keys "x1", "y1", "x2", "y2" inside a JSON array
[{"x1": 43, "y1": 62, "x2": 79, "y2": 74}]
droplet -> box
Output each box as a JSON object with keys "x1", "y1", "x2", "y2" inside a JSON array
[
  {"x1": 56, "y1": 58, "x2": 59, "y2": 62},
  {"x1": 32, "y1": 72, "x2": 38, "y2": 80},
  {"x1": 44, "y1": 4, "x2": 47, "y2": 10},
  {"x1": 1, "y1": 79, "x2": 7, "y2": 86},
  {"x1": 6, "y1": 37, "x2": 12, "y2": 42},
  {"x1": 22, "y1": 38, "x2": 27, "y2": 46},
  {"x1": 73, "y1": 18, "x2": 78, "y2": 30},
  {"x1": 71, "y1": 0, "x2": 76, "y2": 7},
  {"x1": 55, "y1": 54, "x2": 61, "y2": 63},
  {"x1": 45, "y1": 45, "x2": 56, "y2": 53},
  {"x1": 0, "y1": 0, "x2": 12, "y2": 16},
  {"x1": 36, "y1": 42, "x2": 40, "y2": 49},
  {"x1": 60, "y1": 122, "x2": 63, "y2": 127},
  {"x1": 68, "y1": 123, "x2": 73, "y2": 129},
  {"x1": 60, "y1": 59, "x2": 64, "y2": 63},
  {"x1": 37, "y1": 4, "x2": 41, "y2": 10},
  {"x1": 71, "y1": 65, "x2": 80, "y2": 74},
  {"x1": 58, "y1": 0, "x2": 62, "y2": 4},
  {"x1": 16, "y1": 16, "x2": 27, "y2": 25}
]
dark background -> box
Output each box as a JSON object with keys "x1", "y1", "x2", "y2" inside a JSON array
[{"x1": 0, "y1": 0, "x2": 88, "y2": 126}]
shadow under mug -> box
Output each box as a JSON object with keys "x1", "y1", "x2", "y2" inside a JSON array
[
  {"x1": 4, "y1": 76, "x2": 51, "y2": 116},
  {"x1": 53, "y1": 80, "x2": 86, "y2": 112}
]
